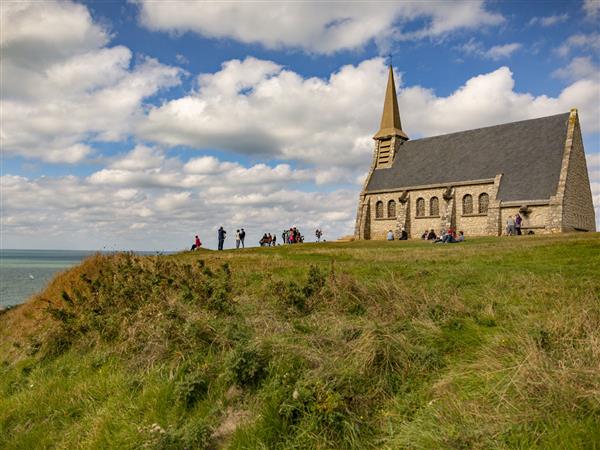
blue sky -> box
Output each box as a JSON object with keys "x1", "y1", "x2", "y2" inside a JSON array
[{"x1": 1, "y1": 0, "x2": 599, "y2": 250}]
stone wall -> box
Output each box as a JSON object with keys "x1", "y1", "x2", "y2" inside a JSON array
[
  {"x1": 500, "y1": 205, "x2": 551, "y2": 234},
  {"x1": 365, "y1": 191, "x2": 409, "y2": 240},
  {"x1": 561, "y1": 116, "x2": 596, "y2": 231},
  {"x1": 454, "y1": 183, "x2": 496, "y2": 235},
  {"x1": 365, "y1": 181, "x2": 500, "y2": 239}
]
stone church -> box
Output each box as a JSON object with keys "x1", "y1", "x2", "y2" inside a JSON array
[{"x1": 354, "y1": 66, "x2": 596, "y2": 239}]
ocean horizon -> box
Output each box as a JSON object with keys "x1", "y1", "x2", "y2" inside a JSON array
[{"x1": 0, "y1": 249, "x2": 170, "y2": 308}]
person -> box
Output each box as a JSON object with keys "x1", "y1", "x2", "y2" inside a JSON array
[
  {"x1": 315, "y1": 229, "x2": 322, "y2": 242},
  {"x1": 240, "y1": 228, "x2": 246, "y2": 248},
  {"x1": 282, "y1": 230, "x2": 288, "y2": 244},
  {"x1": 421, "y1": 230, "x2": 428, "y2": 239},
  {"x1": 217, "y1": 226, "x2": 226, "y2": 250},
  {"x1": 444, "y1": 230, "x2": 464, "y2": 243},
  {"x1": 235, "y1": 229, "x2": 241, "y2": 249},
  {"x1": 506, "y1": 215, "x2": 515, "y2": 236},
  {"x1": 387, "y1": 229, "x2": 394, "y2": 241},
  {"x1": 426, "y1": 229, "x2": 437, "y2": 240},
  {"x1": 272, "y1": 234, "x2": 277, "y2": 246},
  {"x1": 433, "y1": 229, "x2": 448, "y2": 243},
  {"x1": 399, "y1": 228, "x2": 408, "y2": 240},
  {"x1": 515, "y1": 214, "x2": 522, "y2": 235},
  {"x1": 195, "y1": 235, "x2": 201, "y2": 249}
]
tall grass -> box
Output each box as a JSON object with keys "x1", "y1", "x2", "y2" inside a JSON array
[{"x1": 1, "y1": 234, "x2": 599, "y2": 449}]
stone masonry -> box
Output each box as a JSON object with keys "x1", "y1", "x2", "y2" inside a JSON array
[{"x1": 354, "y1": 68, "x2": 596, "y2": 239}]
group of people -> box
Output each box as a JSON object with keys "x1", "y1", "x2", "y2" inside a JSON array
[
  {"x1": 421, "y1": 228, "x2": 465, "y2": 243},
  {"x1": 259, "y1": 233, "x2": 276, "y2": 246},
  {"x1": 282, "y1": 227, "x2": 304, "y2": 244},
  {"x1": 191, "y1": 225, "x2": 317, "y2": 251},
  {"x1": 506, "y1": 213, "x2": 523, "y2": 235}
]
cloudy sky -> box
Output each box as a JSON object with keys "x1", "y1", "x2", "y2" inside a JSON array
[{"x1": 1, "y1": 0, "x2": 599, "y2": 250}]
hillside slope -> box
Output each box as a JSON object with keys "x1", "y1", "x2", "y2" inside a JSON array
[{"x1": 1, "y1": 234, "x2": 599, "y2": 449}]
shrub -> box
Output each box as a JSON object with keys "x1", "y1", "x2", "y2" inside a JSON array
[
  {"x1": 272, "y1": 265, "x2": 327, "y2": 312},
  {"x1": 176, "y1": 372, "x2": 209, "y2": 409},
  {"x1": 228, "y1": 345, "x2": 269, "y2": 388}
]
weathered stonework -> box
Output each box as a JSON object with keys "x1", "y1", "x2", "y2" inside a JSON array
[
  {"x1": 560, "y1": 113, "x2": 596, "y2": 231},
  {"x1": 354, "y1": 73, "x2": 596, "y2": 240}
]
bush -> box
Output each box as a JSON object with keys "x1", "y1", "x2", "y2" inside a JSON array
[
  {"x1": 176, "y1": 372, "x2": 209, "y2": 409},
  {"x1": 272, "y1": 265, "x2": 327, "y2": 312},
  {"x1": 228, "y1": 345, "x2": 269, "y2": 388}
]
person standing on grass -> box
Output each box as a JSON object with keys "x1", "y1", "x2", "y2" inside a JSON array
[
  {"x1": 315, "y1": 229, "x2": 322, "y2": 242},
  {"x1": 195, "y1": 235, "x2": 201, "y2": 250},
  {"x1": 235, "y1": 229, "x2": 241, "y2": 249},
  {"x1": 240, "y1": 228, "x2": 246, "y2": 248},
  {"x1": 515, "y1": 213, "x2": 522, "y2": 235},
  {"x1": 218, "y1": 226, "x2": 227, "y2": 250},
  {"x1": 506, "y1": 215, "x2": 515, "y2": 236}
]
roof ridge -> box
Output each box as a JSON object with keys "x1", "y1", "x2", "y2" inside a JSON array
[{"x1": 407, "y1": 111, "x2": 570, "y2": 143}]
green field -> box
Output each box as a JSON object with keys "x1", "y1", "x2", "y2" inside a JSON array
[{"x1": 1, "y1": 234, "x2": 599, "y2": 449}]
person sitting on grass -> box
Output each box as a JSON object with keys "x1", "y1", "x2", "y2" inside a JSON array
[
  {"x1": 426, "y1": 229, "x2": 437, "y2": 240},
  {"x1": 191, "y1": 235, "x2": 201, "y2": 250},
  {"x1": 399, "y1": 228, "x2": 408, "y2": 240},
  {"x1": 387, "y1": 230, "x2": 394, "y2": 241},
  {"x1": 433, "y1": 230, "x2": 446, "y2": 243},
  {"x1": 444, "y1": 230, "x2": 465, "y2": 243},
  {"x1": 259, "y1": 233, "x2": 268, "y2": 246}
]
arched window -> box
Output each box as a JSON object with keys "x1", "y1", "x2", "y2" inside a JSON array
[
  {"x1": 387, "y1": 200, "x2": 396, "y2": 218},
  {"x1": 430, "y1": 197, "x2": 439, "y2": 216},
  {"x1": 375, "y1": 201, "x2": 384, "y2": 219},
  {"x1": 416, "y1": 198, "x2": 425, "y2": 217},
  {"x1": 479, "y1": 193, "x2": 489, "y2": 214},
  {"x1": 463, "y1": 194, "x2": 473, "y2": 215}
]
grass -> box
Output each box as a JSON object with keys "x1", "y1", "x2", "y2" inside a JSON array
[{"x1": 1, "y1": 233, "x2": 599, "y2": 449}]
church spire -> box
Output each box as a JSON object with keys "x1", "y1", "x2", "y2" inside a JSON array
[{"x1": 374, "y1": 65, "x2": 408, "y2": 140}]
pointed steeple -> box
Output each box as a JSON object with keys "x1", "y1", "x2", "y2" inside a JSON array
[{"x1": 374, "y1": 65, "x2": 408, "y2": 140}]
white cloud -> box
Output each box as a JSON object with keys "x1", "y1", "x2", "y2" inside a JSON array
[
  {"x1": 485, "y1": 43, "x2": 522, "y2": 60},
  {"x1": 400, "y1": 66, "x2": 600, "y2": 136},
  {"x1": 0, "y1": 0, "x2": 109, "y2": 66},
  {"x1": 1, "y1": 159, "x2": 357, "y2": 250},
  {"x1": 583, "y1": 0, "x2": 600, "y2": 19},
  {"x1": 1, "y1": 0, "x2": 182, "y2": 163},
  {"x1": 528, "y1": 13, "x2": 569, "y2": 27},
  {"x1": 556, "y1": 32, "x2": 600, "y2": 57},
  {"x1": 553, "y1": 56, "x2": 600, "y2": 81},
  {"x1": 137, "y1": 57, "x2": 600, "y2": 170},
  {"x1": 137, "y1": 57, "x2": 387, "y2": 167},
  {"x1": 458, "y1": 39, "x2": 522, "y2": 60},
  {"x1": 108, "y1": 145, "x2": 167, "y2": 171},
  {"x1": 175, "y1": 53, "x2": 189, "y2": 65},
  {"x1": 135, "y1": 1, "x2": 503, "y2": 54},
  {"x1": 587, "y1": 152, "x2": 600, "y2": 229}
]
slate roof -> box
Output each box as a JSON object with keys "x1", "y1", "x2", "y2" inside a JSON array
[{"x1": 365, "y1": 112, "x2": 570, "y2": 201}]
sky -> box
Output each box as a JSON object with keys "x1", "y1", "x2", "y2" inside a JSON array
[{"x1": 1, "y1": 0, "x2": 599, "y2": 251}]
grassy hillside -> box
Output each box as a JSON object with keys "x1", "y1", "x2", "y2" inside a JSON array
[{"x1": 1, "y1": 234, "x2": 599, "y2": 449}]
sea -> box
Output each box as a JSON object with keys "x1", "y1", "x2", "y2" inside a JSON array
[
  {"x1": 0, "y1": 249, "x2": 95, "y2": 308},
  {"x1": 0, "y1": 249, "x2": 173, "y2": 308}
]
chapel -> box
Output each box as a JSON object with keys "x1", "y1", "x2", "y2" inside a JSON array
[{"x1": 354, "y1": 66, "x2": 596, "y2": 239}]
